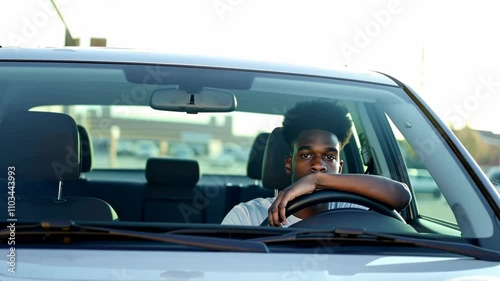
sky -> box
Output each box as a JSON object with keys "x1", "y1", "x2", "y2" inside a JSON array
[{"x1": 2, "y1": 0, "x2": 500, "y2": 133}]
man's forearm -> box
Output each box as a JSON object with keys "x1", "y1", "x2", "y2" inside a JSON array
[{"x1": 314, "y1": 173, "x2": 412, "y2": 210}]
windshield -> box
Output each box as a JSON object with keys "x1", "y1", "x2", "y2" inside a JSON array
[{"x1": 0, "y1": 59, "x2": 497, "y2": 246}]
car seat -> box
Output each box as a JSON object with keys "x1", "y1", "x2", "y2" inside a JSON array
[{"x1": 0, "y1": 111, "x2": 118, "y2": 221}]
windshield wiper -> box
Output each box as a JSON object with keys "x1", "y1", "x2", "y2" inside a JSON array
[
  {"x1": 252, "y1": 227, "x2": 500, "y2": 261},
  {"x1": 0, "y1": 221, "x2": 269, "y2": 253}
]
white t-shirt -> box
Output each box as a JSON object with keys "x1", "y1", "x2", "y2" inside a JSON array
[{"x1": 221, "y1": 197, "x2": 367, "y2": 227}]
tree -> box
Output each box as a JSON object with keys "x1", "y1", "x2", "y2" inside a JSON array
[{"x1": 452, "y1": 126, "x2": 500, "y2": 167}]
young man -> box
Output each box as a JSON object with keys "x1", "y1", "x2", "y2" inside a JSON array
[{"x1": 222, "y1": 100, "x2": 411, "y2": 227}]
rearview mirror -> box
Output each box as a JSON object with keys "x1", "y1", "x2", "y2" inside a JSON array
[{"x1": 150, "y1": 88, "x2": 237, "y2": 114}]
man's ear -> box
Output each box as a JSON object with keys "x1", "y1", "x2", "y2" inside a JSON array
[
  {"x1": 285, "y1": 155, "x2": 292, "y2": 175},
  {"x1": 338, "y1": 160, "x2": 344, "y2": 174}
]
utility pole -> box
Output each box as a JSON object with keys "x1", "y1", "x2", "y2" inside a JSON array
[
  {"x1": 50, "y1": 0, "x2": 107, "y2": 47},
  {"x1": 50, "y1": 0, "x2": 79, "y2": 46}
]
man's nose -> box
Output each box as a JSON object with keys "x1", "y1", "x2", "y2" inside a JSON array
[{"x1": 310, "y1": 157, "x2": 327, "y2": 172}]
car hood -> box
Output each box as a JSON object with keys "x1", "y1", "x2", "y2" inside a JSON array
[{"x1": 2, "y1": 249, "x2": 499, "y2": 280}]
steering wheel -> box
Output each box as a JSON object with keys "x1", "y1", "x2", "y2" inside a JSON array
[{"x1": 260, "y1": 189, "x2": 406, "y2": 227}]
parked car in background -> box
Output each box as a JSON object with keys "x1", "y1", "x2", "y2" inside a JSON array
[
  {"x1": 168, "y1": 143, "x2": 195, "y2": 159},
  {"x1": 116, "y1": 139, "x2": 136, "y2": 157},
  {"x1": 0, "y1": 47, "x2": 499, "y2": 280},
  {"x1": 408, "y1": 168, "x2": 441, "y2": 198},
  {"x1": 134, "y1": 140, "x2": 160, "y2": 158},
  {"x1": 211, "y1": 143, "x2": 250, "y2": 166},
  {"x1": 487, "y1": 166, "x2": 500, "y2": 190}
]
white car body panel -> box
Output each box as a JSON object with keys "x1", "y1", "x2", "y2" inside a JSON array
[{"x1": 1, "y1": 249, "x2": 500, "y2": 281}]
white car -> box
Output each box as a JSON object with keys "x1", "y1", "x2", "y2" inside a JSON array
[{"x1": 0, "y1": 47, "x2": 499, "y2": 280}]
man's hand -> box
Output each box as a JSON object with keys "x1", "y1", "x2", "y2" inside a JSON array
[{"x1": 268, "y1": 174, "x2": 318, "y2": 226}]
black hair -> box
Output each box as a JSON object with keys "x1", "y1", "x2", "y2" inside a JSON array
[{"x1": 282, "y1": 100, "x2": 353, "y2": 149}]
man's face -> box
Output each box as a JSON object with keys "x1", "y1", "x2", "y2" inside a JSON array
[{"x1": 285, "y1": 129, "x2": 343, "y2": 182}]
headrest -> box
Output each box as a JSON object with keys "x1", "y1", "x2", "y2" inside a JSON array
[
  {"x1": 247, "y1": 132, "x2": 270, "y2": 180},
  {"x1": 262, "y1": 127, "x2": 292, "y2": 190},
  {"x1": 146, "y1": 158, "x2": 200, "y2": 187},
  {"x1": 0, "y1": 111, "x2": 80, "y2": 181},
  {"x1": 77, "y1": 125, "x2": 93, "y2": 173}
]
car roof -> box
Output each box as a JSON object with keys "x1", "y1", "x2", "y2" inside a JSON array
[{"x1": 0, "y1": 47, "x2": 399, "y2": 87}]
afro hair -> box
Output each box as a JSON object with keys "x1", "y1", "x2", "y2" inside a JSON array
[{"x1": 282, "y1": 100, "x2": 353, "y2": 149}]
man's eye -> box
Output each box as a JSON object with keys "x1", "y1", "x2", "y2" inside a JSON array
[
  {"x1": 324, "y1": 155, "x2": 336, "y2": 161},
  {"x1": 300, "y1": 154, "x2": 312, "y2": 159}
]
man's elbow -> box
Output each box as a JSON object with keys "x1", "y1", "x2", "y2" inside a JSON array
[{"x1": 394, "y1": 183, "x2": 412, "y2": 211}]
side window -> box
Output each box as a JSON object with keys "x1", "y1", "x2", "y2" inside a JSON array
[{"x1": 387, "y1": 117, "x2": 457, "y2": 224}]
